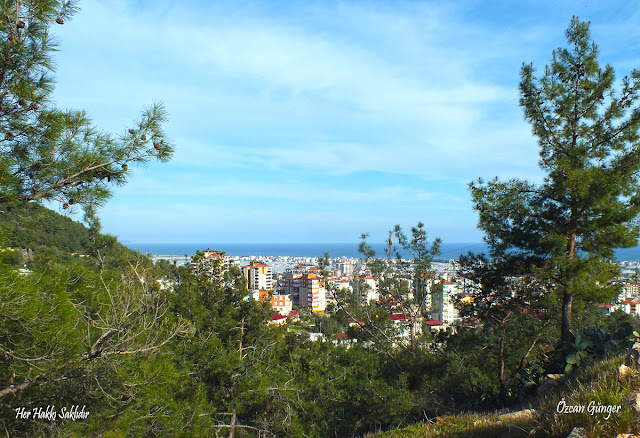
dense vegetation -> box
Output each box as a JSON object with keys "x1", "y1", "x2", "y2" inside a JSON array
[
  {"x1": 0, "y1": 202, "x2": 141, "y2": 260},
  {"x1": 1, "y1": 201, "x2": 637, "y2": 437},
  {"x1": 0, "y1": 202, "x2": 90, "y2": 252},
  {"x1": 371, "y1": 356, "x2": 640, "y2": 438},
  {"x1": 2, "y1": 3, "x2": 640, "y2": 437}
]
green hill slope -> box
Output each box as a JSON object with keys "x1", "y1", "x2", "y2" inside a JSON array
[
  {"x1": 0, "y1": 203, "x2": 136, "y2": 258},
  {"x1": 0, "y1": 203, "x2": 91, "y2": 252}
]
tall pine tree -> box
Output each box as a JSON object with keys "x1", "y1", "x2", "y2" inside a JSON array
[{"x1": 470, "y1": 17, "x2": 640, "y2": 343}]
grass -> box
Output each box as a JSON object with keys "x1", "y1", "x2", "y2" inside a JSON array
[
  {"x1": 369, "y1": 355, "x2": 640, "y2": 438},
  {"x1": 287, "y1": 325, "x2": 310, "y2": 332},
  {"x1": 373, "y1": 412, "x2": 533, "y2": 438},
  {"x1": 530, "y1": 356, "x2": 637, "y2": 437}
]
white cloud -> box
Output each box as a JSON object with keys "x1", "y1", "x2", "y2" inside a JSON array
[
  {"x1": 110, "y1": 170, "x2": 468, "y2": 206},
  {"x1": 48, "y1": 0, "x2": 639, "y2": 243}
]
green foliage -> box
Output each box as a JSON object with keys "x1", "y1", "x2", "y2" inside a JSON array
[
  {"x1": 470, "y1": 17, "x2": 640, "y2": 343},
  {"x1": 165, "y1": 255, "x2": 481, "y2": 437},
  {"x1": 354, "y1": 223, "x2": 441, "y2": 350},
  {"x1": 370, "y1": 355, "x2": 640, "y2": 438},
  {"x1": 551, "y1": 314, "x2": 635, "y2": 374},
  {"x1": 531, "y1": 356, "x2": 636, "y2": 438},
  {"x1": 476, "y1": 17, "x2": 640, "y2": 259},
  {"x1": 0, "y1": 0, "x2": 173, "y2": 214},
  {"x1": 0, "y1": 243, "x2": 195, "y2": 436},
  {"x1": 456, "y1": 251, "x2": 555, "y2": 405},
  {"x1": 0, "y1": 202, "x2": 86, "y2": 252},
  {"x1": 433, "y1": 310, "x2": 554, "y2": 408},
  {"x1": 5, "y1": 13, "x2": 640, "y2": 438}
]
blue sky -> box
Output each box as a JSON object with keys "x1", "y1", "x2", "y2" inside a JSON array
[{"x1": 50, "y1": 0, "x2": 640, "y2": 244}]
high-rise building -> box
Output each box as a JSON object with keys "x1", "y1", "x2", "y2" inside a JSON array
[
  {"x1": 241, "y1": 261, "x2": 273, "y2": 291},
  {"x1": 281, "y1": 266, "x2": 327, "y2": 313},
  {"x1": 299, "y1": 272, "x2": 327, "y2": 314},
  {"x1": 282, "y1": 271, "x2": 302, "y2": 306},
  {"x1": 428, "y1": 281, "x2": 458, "y2": 325}
]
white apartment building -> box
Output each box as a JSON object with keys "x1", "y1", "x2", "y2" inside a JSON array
[
  {"x1": 191, "y1": 250, "x2": 230, "y2": 282},
  {"x1": 352, "y1": 275, "x2": 379, "y2": 304},
  {"x1": 339, "y1": 261, "x2": 355, "y2": 275},
  {"x1": 427, "y1": 281, "x2": 459, "y2": 326},
  {"x1": 241, "y1": 261, "x2": 273, "y2": 291}
]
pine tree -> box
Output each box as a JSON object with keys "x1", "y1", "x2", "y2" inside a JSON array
[
  {"x1": 354, "y1": 222, "x2": 441, "y2": 351},
  {"x1": 470, "y1": 17, "x2": 640, "y2": 343},
  {"x1": 0, "y1": 3, "x2": 183, "y2": 435},
  {"x1": 0, "y1": 0, "x2": 173, "y2": 214}
]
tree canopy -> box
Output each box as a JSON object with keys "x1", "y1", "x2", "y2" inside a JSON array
[
  {"x1": 0, "y1": 0, "x2": 173, "y2": 216},
  {"x1": 470, "y1": 17, "x2": 640, "y2": 342}
]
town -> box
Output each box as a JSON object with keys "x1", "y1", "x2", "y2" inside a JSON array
[{"x1": 152, "y1": 249, "x2": 640, "y2": 344}]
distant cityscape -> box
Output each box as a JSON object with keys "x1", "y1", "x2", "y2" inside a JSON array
[
  {"x1": 133, "y1": 241, "x2": 640, "y2": 262},
  {"x1": 132, "y1": 241, "x2": 491, "y2": 260},
  {"x1": 151, "y1": 248, "x2": 640, "y2": 344}
]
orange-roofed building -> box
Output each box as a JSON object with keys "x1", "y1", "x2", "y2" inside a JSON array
[
  {"x1": 270, "y1": 294, "x2": 293, "y2": 315},
  {"x1": 299, "y1": 272, "x2": 327, "y2": 314},
  {"x1": 253, "y1": 290, "x2": 270, "y2": 302},
  {"x1": 622, "y1": 300, "x2": 640, "y2": 317},
  {"x1": 241, "y1": 261, "x2": 273, "y2": 291},
  {"x1": 190, "y1": 249, "x2": 231, "y2": 282}
]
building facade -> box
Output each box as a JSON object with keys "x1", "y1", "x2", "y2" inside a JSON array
[
  {"x1": 270, "y1": 294, "x2": 293, "y2": 315},
  {"x1": 241, "y1": 261, "x2": 273, "y2": 291},
  {"x1": 428, "y1": 281, "x2": 459, "y2": 326},
  {"x1": 299, "y1": 272, "x2": 327, "y2": 314}
]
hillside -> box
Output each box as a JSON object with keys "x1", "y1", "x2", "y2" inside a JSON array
[
  {"x1": 369, "y1": 356, "x2": 640, "y2": 438},
  {"x1": 0, "y1": 202, "x2": 137, "y2": 258}
]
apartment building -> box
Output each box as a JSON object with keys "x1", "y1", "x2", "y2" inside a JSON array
[
  {"x1": 282, "y1": 271, "x2": 302, "y2": 306},
  {"x1": 352, "y1": 275, "x2": 379, "y2": 304},
  {"x1": 241, "y1": 261, "x2": 273, "y2": 291},
  {"x1": 299, "y1": 272, "x2": 327, "y2": 314},
  {"x1": 427, "y1": 281, "x2": 459, "y2": 326},
  {"x1": 270, "y1": 294, "x2": 293, "y2": 315},
  {"x1": 281, "y1": 265, "x2": 328, "y2": 313},
  {"x1": 191, "y1": 249, "x2": 230, "y2": 281}
]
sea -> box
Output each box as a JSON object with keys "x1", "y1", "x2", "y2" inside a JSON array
[{"x1": 126, "y1": 242, "x2": 640, "y2": 262}]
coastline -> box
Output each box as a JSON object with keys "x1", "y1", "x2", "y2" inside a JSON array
[
  {"x1": 128, "y1": 242, "x2": 640, "y2": 262},
  {"x1": 127, "y1": 242, "x2": 490, "y2": 260}
]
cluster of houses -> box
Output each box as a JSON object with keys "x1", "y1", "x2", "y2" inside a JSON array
[
  {"x1": 605, "y1": 281, "x2": 640, "y2": 316},
  {"x1": 190, "y1": 250, "x2": 476, "y2": 336},
  {"x1": 189, "y1": 250, "x2": 640, "y2": 342}
]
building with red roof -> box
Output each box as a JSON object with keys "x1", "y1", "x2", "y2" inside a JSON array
[{"x1": 270, "y1": 311, "x2": 299, "y2": 325}]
